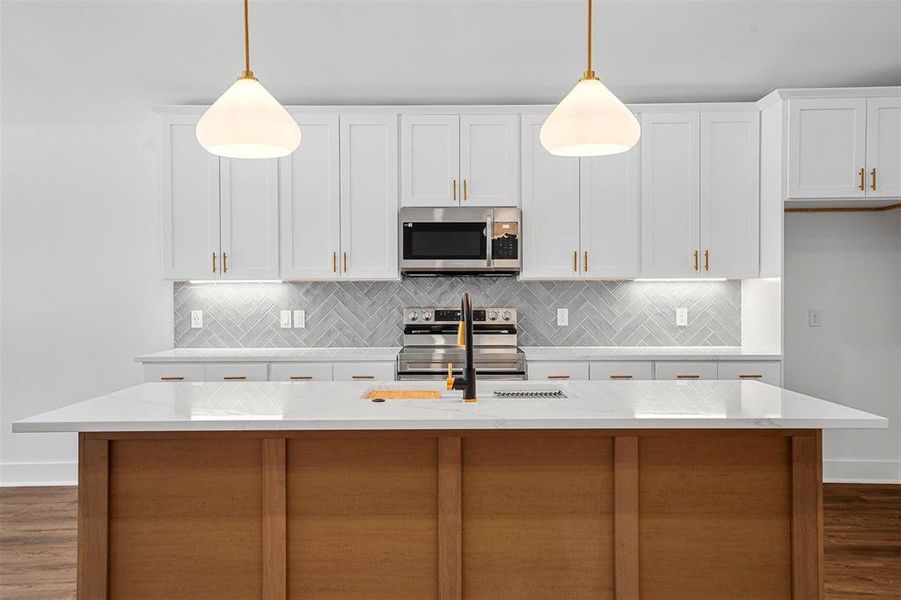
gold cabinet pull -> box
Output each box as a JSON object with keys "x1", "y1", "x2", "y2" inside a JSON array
[
  {"x1": 859, "y1": 167, "x2": 866, "y2": 191},
  {"x1": 609, "y1": 375, "x2": 633, "y2": 380},
  {"x1": 352, "y1": 375, "x2": 375, "y2": 380},
  {"x1": 739, "y1": 374, "x2": 763, "y2": 379},
  {"x1": 212, "y1": 252, "x2": 217, "y2": 273},
  {"x1": 584, "y1": 251, "x2": 589, "y2": 272},
  {"x1": 547, "y1": 374, "x2": 571, "y2": 380},
  {"x1": 289, "y1": 375, "x2": 313, "y2": 381},
  {"x1": 343, "y1": 252, "x2": 348, "y2": 273},
  {"x1": 676, "y1": 374, "x2": 700, "y2": 379},
  {"x1": 223, "y1": 252, "x2": 228, "y2": 273},
  {"x1": 452, "y1": 179, "x2": 457, "y2": 201},
  {"x1": 160, "y1": 376, "x2": 185, "y2": 381},
  {"x1": 332, "y1": 252, "x2": 337, "y2": 273},
  {"x1": 704, "y1": 250, "x2": 710, "y2": 271},
  {"x1": 463, "y1": 179, "x2": 468, "y2": 201},
  {"x1": 871, "y1": 168, "x2": 877, "y2": 191},
  {"x1": 223, "y1": 375, "x2": 247, "y2": 381},
  {"x1": 693, "y1": 250, "x2": 699, "y2": 271},
  {"x1": 573, "y1": 251, "x2": 578, "y2": 272}
]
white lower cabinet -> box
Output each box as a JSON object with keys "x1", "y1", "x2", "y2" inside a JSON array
[
  {"x1": 269, "y1": 363, "x2": 335, "y2": 382},
  {"x1": 204, "y1": 363, "x2": 269, "y2": 382},
  {"x1": 144, "y1": 364, "x2": 205, "y2": 383},
  {"x1": 332, "y1": 362, "x2": 396, "y2": 382},
  {"x1": 654, "y1": 361, "x2": 718, "y2": 380},
  {"x1": 527, "y1": 362, "x2": 590, "y2": 381},
  {"x1": 717, "y1": 361, "x2": 782, "y2": 386},
  {"x1": 589, "y1": 361, "x2": 654, "y2": 381}
]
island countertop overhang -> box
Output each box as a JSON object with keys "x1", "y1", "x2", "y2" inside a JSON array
[{"x1": 12, "y1": 380, "x2": 887, "y2": 433}]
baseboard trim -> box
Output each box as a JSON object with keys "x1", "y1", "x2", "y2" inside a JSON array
[
  {"x1": 0, "y1": 461, "x2": 77, "y2": 487},
  {"x1": 824, "y1": 459, "x2": 901, "y2": 484}
]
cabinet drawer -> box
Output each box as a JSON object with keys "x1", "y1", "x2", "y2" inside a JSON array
[
  {"x1": 527, "y1": 362, "x2": 589, "y2": 381},
  {"x1": 717, "y1": 361, "x2": 782, "y2": 386},
  {"x1": 144, "y1": 364, "x2": 205, "y2": 383},
  {"x1": 589, "y1": 361, "x2": 654, "y2": 381},
  {"x1": 332, "y1": 362, "x2": 396, "y2": 382},
  {"x1": 204, "y1": 363, "x2": 269, "y2": 382},
  {"x1": 270, "y1": 363, "x2": 334, "y2": 382},
  {"x1": 654, "y1": 361, "x2": 718, "y2": 380}
]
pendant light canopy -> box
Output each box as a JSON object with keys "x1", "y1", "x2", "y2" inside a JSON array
[
  {"x1": 196, "y1": 0, "x2": 300, "y2": 159},
  {"x1": 540, "y1": 0, "x2": 639, "y2": 157}
]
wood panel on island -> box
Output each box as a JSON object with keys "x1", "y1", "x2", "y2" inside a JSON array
[{"x1": 76, "y1": 429, "x2": 824, "y2": 599}]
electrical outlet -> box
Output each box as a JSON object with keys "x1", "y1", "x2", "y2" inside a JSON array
[
  {"x1": 557, "y1": 308, "x2": 569, "y2": 327},
  {"x1": 808, "y1": 308, "x2": 822, "y2": 327},
  {"x1": 190, "y1": 311, "x2": 203, "y2": 329},
  {"x1": 280, "y1": 310, "x2": 292, "y2": 329},
  {"x1": 675, "y1": 308, "x2": 688, "y2": 327},
  {"x1": 293, "y1": 310, "x2": 306, "y2": 329}
]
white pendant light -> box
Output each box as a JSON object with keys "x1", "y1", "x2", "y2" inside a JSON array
[
  {"x1": 196, "y1": 0, "x2": 300, "y2": 159},
  {"x1": 540, "y1": 0, "x2": 639, "y2": 157}
]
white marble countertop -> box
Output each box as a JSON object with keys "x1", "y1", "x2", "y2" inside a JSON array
[
  {"x1": 521, "y1": 346, "x2": 782, "y2": 361},
  {"x1": 135, "y1": 347, "x2": 402, "y2": 363},
  {"x1": 13, "y1": 380, "x2": 885, "y2": 433}
]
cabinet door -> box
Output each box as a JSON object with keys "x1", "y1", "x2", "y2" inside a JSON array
[
  {"x1": 204, "y1": 363, "x2": 269, "y2": 382},
  {"x1": 640, "y1": 112, "x2": 700, "y2": 278},
  {"x1": 654, "y1": 361, "x2": 718, "y2": 380},
  {"x1": 400, "y1": 114, "x2": 459, "y2": 207},
  {"x1": 716, "y1": 361, "x2": 782, "y2": 386},
  {"x1": 580, "y1": 145, "x2": 641, "y2": 279},
  {"x1": 280, "y1": 113, "x2": 340, "y2": 280},
  {"x1": 340, "y1": 114, "x2": 399, "y2": 279},
  {"x1": 143, "y1": 363, "x2": 205, "y2": 383},
  {"x1": 160, "y1": 115, "x2": 221, "y2": 280},
  {"x1": 520, "y1": 114, "x2": 582, "y2": 279},
  {"x1": 588, "y1": 361, "x2": 654, "y2": 381},
  {"x1": 700, "y1": 111, "x2": 760, "y2": 278},
  {"x1": 269, "y1": 363, "x2": 334, "y2": 382},
  {"x1": 332, "y1": 362, "x2": 396, "y2": 382},
  {"x1": 788, "y1": 98, "x2": 867, "y2": 199},
  {"x1": 866, "y1": 97, "x2": 901, "y2": 198},
  {"x1": 527, "y1": 361, "x2": 590, "y2": 381},
  {"x1": 219, "y1": 159, "x2": 280, "y2": 279},
  {"x1": 460, "y1": 115, "x2": 520, "y2": 206}
]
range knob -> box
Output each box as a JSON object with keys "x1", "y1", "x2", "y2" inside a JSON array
[
  {"x1": 487, "y1": 310, "x2": 498, "y2": 321},
  {"x1": 422, "y1": 312, "x2": 432, "y2": 321},
  {"x1": 502, "y1": 311, "x2": 512, "y2": 321},
  {"x1": 407, "y1": 311, "x2": 419, "y2": 321}
]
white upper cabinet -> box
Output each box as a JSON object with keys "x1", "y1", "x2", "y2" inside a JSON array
[
  {"x1": 459, "y1": 115, "x2": 520, "y2": 206},
  {"x1": 788, "y1": 98, "x2": 868, "y2": 199},
  {"x1": 521, "y1": 114, "x2": 582, "y2": 279},
  {"x1": 580, "y1": 146, "x2": 641, "y2": 279},
  {"x1": 161, "y1": 116, "x2": 220, "y2": 280},
  {"x1": 340, "y1": 113, "x2": 399, "y2": 280},
  {"x1": 640, "y1": 112, "x2": 701, "y2": 278},
  {"x1": 280, "y1": 113, "x2": 340, "y2": 280},
  {"x1": 866, "y1": 97, "x2": 901, "y2": 198},
  {"x1": 219, "y1": 158, "x2": 280, "y2": 280},
  {"x1": 401, "y1": 114, "x2": 520, "y2": 207},
  {"x1": 401, "y1": 115, "x2": 459, "y2": 207},
  {"x1": 700, "y1": 112, "x2": 760, "y2": 278}
]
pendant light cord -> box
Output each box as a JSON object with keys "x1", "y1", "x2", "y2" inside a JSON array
[
  {"x1": 242, "y1": 0, "x2": 254, "y2": 79},
  {"x1": 582, "y1": 0, "x2": 596, "y2": 80}
]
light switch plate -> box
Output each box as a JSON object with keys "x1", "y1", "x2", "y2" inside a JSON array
[
  {"x1": 675, "y1": 308, "x2": 688, "y2": 327},
  {"x1": 557, "y1": 308, "x2": 569, "y2": 327},
  {"x1": 190, "y1": 311, "x2": 203, "y2": 329},
  {"x1": 280, "y1": 310, "x2": 292, "y2": 329},
  {"x1": 293, "y1": 310, "x2": 306, "y2": 329},
  {"x1": 808, "y1": 308, "x2": 822, "y2": 327}
]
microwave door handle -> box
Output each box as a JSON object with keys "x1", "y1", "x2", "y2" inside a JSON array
[{"x1": 485, "y1": 215, "x2": 493, "y2": 267}]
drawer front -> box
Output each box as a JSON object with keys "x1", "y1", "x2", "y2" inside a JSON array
[
  {"x1": 204, "y1": 363, "x2": 269, "y2": 382},
  {"x1": 527, "y1": 362, "x2": 590, "y2": 381},
  {"x1": 143, "y1": 364, "x2": 205, "y2": 383},
  {"x1": 654, "y1": 361, "x2": 718, "y2": 381},
  {"x1": 589, "y1": 361, "x2": 654, "y2": 381},
  {"x1": 270, "y1": 363, "x2": 334, "y2": 382},
  {"x1": 717, "y1": 361, "x2": 782, "y2": 386},
  {"x1": 332, "y1": 362, "x2": 396, "y2": 382}
]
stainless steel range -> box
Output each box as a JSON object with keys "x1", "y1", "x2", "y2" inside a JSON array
[{"x1": 397, "y1": 306, "x2": 526, "y2": 381}]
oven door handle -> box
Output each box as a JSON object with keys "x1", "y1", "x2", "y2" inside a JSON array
[{"x1": 485, "y1": 214, "x2": 493, "y2": 267}]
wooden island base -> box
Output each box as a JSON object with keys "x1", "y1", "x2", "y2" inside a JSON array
[{"x1": 78, "y1": 429, "x2": 823, "y2": 599}]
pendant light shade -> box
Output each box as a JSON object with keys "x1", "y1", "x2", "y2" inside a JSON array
[
  {"x1": 540, "y1": 0, "x2": 639, "y2": 157},
  {"x1": 196, "y1": 0, "x2": 300, "y2": 159}
]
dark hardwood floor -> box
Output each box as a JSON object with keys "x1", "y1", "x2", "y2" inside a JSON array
[{"x1": 1, "y1": 483, "x2": 898, "y2": 598}]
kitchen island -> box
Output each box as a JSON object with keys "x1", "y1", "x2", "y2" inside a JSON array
[{"x1": 14, "y1": 380, "x2": 886, "y2": 600}]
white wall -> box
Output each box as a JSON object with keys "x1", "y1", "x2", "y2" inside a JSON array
[
  {"x1": 1, "y1": 0, "x2": 899, "y2": 484},
  {"x1": 784, "y1": 212, "x2": 901, "y2": 483}
]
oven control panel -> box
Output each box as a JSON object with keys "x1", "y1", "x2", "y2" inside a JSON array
[{"x1": 404, "y1": 307, "x2": 517, "y2": 325}]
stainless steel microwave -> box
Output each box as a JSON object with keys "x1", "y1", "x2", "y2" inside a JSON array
[{"x1": 399, "y1": 207, "x2": 521, "y2": 275}]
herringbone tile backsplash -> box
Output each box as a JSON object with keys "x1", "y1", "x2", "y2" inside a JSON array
[{"x1": 174, "y1": 278, "x2": 741, "y2": 348}]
